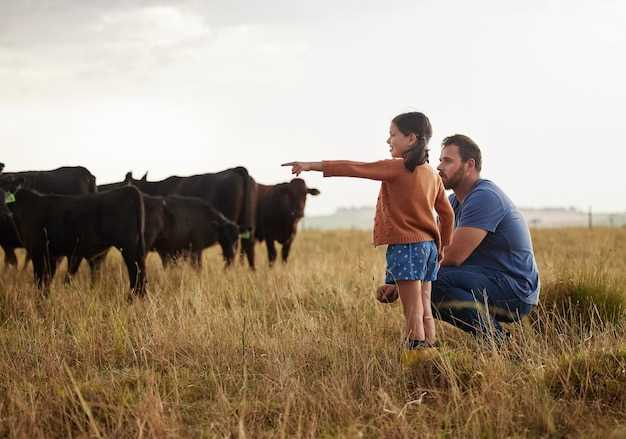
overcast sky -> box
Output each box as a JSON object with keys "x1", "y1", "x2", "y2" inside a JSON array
[{"x1": 1, "y1": 0, "x2": 625, "y2": 214}]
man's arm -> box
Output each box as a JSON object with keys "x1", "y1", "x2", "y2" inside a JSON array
[{"x1": 440, "y1": 226, "x2": 487, "y2": 267}]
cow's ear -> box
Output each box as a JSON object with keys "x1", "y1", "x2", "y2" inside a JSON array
[
  {"x1": 4, "y1": 176, "x2": 24, "y2": 194},
  {"x1": 124, "y1": 171, "x2": 133, "y2": 182},
  {"x1": 141, "y1": 172, "x2": 148, "y2": 181},
  {"x1": 307, "y1": 188, "x2": 320, "y2": 196},
  {"x1": 0, "y1": 162, "x2": 4, "y2": 173}
]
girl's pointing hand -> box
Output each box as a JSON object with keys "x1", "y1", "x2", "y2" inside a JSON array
[{"x1": 281, "y1": 161, "x2": 311, "y2": 176}]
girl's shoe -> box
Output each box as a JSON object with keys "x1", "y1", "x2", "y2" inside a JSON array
[
  {"x1": 401, "y1": 339, "x2": 438, "y2": 366},
  {"x1": 376, "y1": 284, "x2": 398, "y2": 303},
  {"x1": 400, "y1": 347, "x2": 438, "y2": 366}
]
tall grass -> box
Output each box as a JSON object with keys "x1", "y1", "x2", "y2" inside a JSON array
[{"x1": 0, "y1": 228, "x2": 624, "y2": 438}]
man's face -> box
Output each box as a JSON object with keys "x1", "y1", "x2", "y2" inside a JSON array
[{"x1": 437, "y1": 144, "x2": 468, "y2": 190}]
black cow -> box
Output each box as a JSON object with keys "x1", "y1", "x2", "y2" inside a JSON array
[
  {"x1": 152, "y1": 195, "x2": 240, "y2": 268},
  {"x1": 0, "y1": 166, "x2": 96, "y2": 269},
  {"x1": 255, "y1": 178, "x2": 319, "y2": 265},
  {"x1": 115, "y1": 167, "x2": 257, "y2": 268},
  {"x1": 0, "y1": 166, "x2": 96, "y2": 194},
  {"x1": 67, "y1": 194, "x2": 169, "y2": 285},
  {"x1": 0, "y1": 185, "x2": 147, "y2": 297},
  {"x1": 82, "y1": 193, "x2": 239, "y2": 277}
]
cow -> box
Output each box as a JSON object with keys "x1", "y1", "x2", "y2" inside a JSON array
[
  {"x1": 0, "y1": 166, "x2": 96, "y2": 194},
  {"x1": 66, "y1": 194, "x2": 169, "y2": 286},
  {"x1": 116, "y1": 167, "x2": 257, "y2": 268},
  {"x1": 0, "y1": 166, "x2": 96, "y2": 269},
  {"x1": 152, "y1": 195, "x2": 240, "y2": 268},
  {"x1": 255, "y1": 178, "x2": 319, "y2": 265},
  {"x1": 0, "y1": 184, "x2": 147, "y2": 298},
  {"x1": 81, "y1": 194, "x2": 239, "y2": 278}
]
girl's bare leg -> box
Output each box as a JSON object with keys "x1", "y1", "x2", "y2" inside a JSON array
[
  {"x1": 397, "y1": 280, "x2": 425, "y2": 341},
  {"x1": 422, "y1": 281, "x2": 436, "y2": 344}
]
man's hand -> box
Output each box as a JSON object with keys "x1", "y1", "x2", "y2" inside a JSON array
[{"x1": 281, "y1": 161, "x2": 322, "y2": 176}]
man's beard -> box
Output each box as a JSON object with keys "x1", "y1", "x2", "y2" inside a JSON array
[{"x1": 441, "y1": 166, "x2": 466, "y2": 190}]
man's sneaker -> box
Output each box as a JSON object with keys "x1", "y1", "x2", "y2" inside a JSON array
[{"x1": 376, "y1": 284, "x2": 398, "y2": 304}]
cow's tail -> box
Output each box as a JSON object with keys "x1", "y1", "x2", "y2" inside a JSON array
[
  {"x1": 233, "y1": 166, "x2": 255, "y2": 237},
  {"x1": 132, "y1": 186, "x2": 146, "y2": 261},
  {"x1": 136, "y1": 189, "x2": 146, "y2": 260},
  {"x1": 127, "y1": 186, "x2": 147, "y2": 295}
]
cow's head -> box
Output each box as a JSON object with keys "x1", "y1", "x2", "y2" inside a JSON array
[
  {"x1": 216, "y1": 216, "x2": 240, "y2": 265},
  {"x1": 275, "y1": 178, "x2": 320, "y2": 222}
]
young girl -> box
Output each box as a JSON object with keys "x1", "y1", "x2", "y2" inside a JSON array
[{"x1": 282, "y1": 112, "x2": 454, "y2": 352}]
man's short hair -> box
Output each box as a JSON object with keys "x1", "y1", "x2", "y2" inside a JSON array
[{"x1": 442, "y1": 134, "x2": 482, "y2": 172}]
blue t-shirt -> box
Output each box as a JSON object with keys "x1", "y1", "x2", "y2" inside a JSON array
[{"x1": 450, "y1": 180, "x2": 540, "y2": 305}]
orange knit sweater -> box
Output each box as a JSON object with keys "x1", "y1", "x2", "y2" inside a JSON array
[{"x1": 322, "y1": 159, "x2": 454, "y2": 249}]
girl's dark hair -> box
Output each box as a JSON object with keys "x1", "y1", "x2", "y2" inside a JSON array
[{"x1": 392, "y1": 112, "x2": 432, "y2": 172}]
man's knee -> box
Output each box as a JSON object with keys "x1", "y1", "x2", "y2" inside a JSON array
[{"x1": 432, "y1": 267, "x2": 466, "y2": 303}]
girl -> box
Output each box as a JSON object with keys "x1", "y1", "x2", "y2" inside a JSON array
[{"x1": 282, "y1": 112, "x2": 454, "y2": 352}]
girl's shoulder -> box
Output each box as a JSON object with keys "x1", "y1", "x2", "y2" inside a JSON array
[{"x1": 405, "y1": 163, "x2": 439, "y2": 178}]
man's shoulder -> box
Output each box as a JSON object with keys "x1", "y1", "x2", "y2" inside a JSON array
[
  {"x1": 467, "y1": 180, "x2": 511, "y2": 207},
  {"x1": 473, "y1": 179, "x2": 502, "y2": 195}
]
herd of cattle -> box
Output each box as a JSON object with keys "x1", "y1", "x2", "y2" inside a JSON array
[{"x1": 0, "y1": 163, "x2": 320, "y2": 297}]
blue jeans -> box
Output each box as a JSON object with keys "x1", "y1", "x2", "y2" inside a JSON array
[{"x1": 431, "y1": 265, "x2": 534, "y2": 336}]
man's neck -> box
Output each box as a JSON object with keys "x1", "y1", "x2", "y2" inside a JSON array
[{"x1": 453, "y1": 175, "x2": 480, "y2": 203}]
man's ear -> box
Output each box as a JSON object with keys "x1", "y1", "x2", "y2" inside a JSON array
[{"x1": 466, "y1": 158, "x2": 477, "y2": 171}]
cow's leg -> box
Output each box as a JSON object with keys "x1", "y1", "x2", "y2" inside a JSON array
[
  {"x1": 121, "y1": 249, "x2": 147, "y2": 298},
  {"x1": 190, "y1": 251, "x2": 202, "y2": 270},
  {"x1": 64, "y1": 255, "x2": 82, "y2": 285},
  {"x1": 3, "y1": 246, "x2": 18, "y2": 270},
  {"x1": 87, "y1": 252, "x2": 107, "y2": 286},
  {"x1": 241, "y1": 237, "x2": 255, "y2": 270},
  {"x1": 280, "y1": 237, "x2": 294, "y2": 264},
  {"x1": 21, "y1": 252, "x2": 31, "y2": 271},
  {"x1": 32, "y1": 254, "x2": 46, "y2": 290},
  {"x1": 33, "y1": 253, "x2": 56, "y2": 297},
  {"x1": 46, "y1": 257, "x2": 58, "y2": 295},
  {"x1": 160, "y1": 252, "x2": 174, "y2": 269},
  {"x1": 265, "y1": 239, "x2": 277, "y2": 267}
]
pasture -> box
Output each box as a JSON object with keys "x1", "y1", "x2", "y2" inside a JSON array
[{"x1": 0, "y1": 228, "x2": 625, "y2": 438}]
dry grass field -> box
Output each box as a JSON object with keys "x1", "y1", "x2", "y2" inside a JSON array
[{"x1": 0, "y1": 228, "x2": 625, "y2": 438}]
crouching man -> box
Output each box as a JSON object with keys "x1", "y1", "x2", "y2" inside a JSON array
[{"x1": 433, "y1": 134, "x2": 540, "y2": 338}]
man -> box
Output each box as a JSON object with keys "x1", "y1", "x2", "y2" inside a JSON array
[{"x1": 433, "y1": 134, "x2": 540, "y2": 337}]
